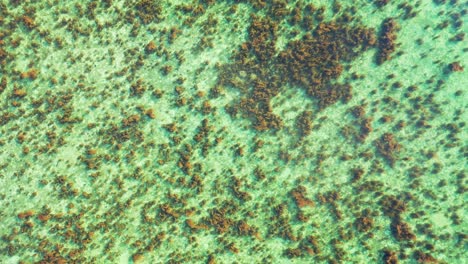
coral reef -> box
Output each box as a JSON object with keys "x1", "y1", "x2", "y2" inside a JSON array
[
  {"x1": 376, "y1": 18, "x2": 399, "y2": 64},
  {"x1": 134, "y1": 0, "x2": 163, "y2": 24},
  {"x1": 447, "y1": 61, "x2": 463, "y2": 72},
  {"x1": 382, "y1": 250, "x2": 399, "y2": 264},
  {"x1": 290, "y1": 186, "x2": 315, "y2": 208},
  {"x1": 375, "y1": 133, "x2": 401, "y2": 167},
  {"x1": 296, "y1": 110, "x2": 313, "y2": 137},
  {"x1": 0, "y1": 0, "x2": 464, "y2": 263},
  {"x1": 219, "y1": 12, "x2": 376, "y2": 130}
]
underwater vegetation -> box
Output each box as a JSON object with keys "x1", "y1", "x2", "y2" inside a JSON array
[{"x1": 0, "y1": 0, "x2": 466, "y2": 263}]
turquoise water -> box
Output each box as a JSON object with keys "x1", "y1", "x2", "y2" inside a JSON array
[{"x1": 0, "y1": 0, "x2": 466, "y2": 263}]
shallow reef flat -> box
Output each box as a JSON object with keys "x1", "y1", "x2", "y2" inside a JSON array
[{"x1": 0, "y1": 0, "x2": 466, "y2": 263}]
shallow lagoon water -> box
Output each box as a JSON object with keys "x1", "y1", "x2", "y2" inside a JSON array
[{"x1": 0, "y1": 0, "x2": 466, "y2": 263}]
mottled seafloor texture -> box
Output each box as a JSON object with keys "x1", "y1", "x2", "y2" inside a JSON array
[{"x1": 0, "y1": 0, "x2": 466, "y2": 263}]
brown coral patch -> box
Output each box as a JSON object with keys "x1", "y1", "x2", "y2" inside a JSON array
[
  {"x1": 177, "y1": 147, "x2": 192, "y2": 175},
  {"x1": 13, "y1": 88, "x2": 27, "y2": 98},
  {"x1": 296, "y1": 111, "x2": 313, "y2": 137},
  {"x1": 22, "y1": 15, "x2": 36, "y2": 29},
  {"x1": 383, "y1": 250, "x2": 399, "y2": 264},
  {"x1": 0, "y1": 48, "x2": 8, "y2": 66},
  {"x1": 355, "y1": 216, "x2": 374, "y2": 232},
  {"x1": 130, "y1": 79, "x2": 146, "y2": 96},
  {"x1": 159, "y1": 203, "x2": 180, "y2": 219},
  {"x1": 391, "y1": 219, "x2": 416, "y2": 241},
  {"x1": 376, "y1": 18, "x2": 399, "y2": 64},
  {"x1": 37, "y1": 213, "x2": 51, "y2": 222},
  {"x1": 145, "y1": 109, "x2": 156, "y2": 119},
  {"x1": 186, "y1": 219, "x2": 208, "y2": 231},
  {"x1": 290, "y1": 186, "x2": 315, "y2": 208},
  {"x1": 375, "y1": 133, "x2": 401, "y2": 167},
  {"x1": 206, "y1": 208, "x2": 233, "y2": 233},
  {"x1": 132, "y1": 253, "x2": 144, "y2": 263},
  {"x1": 134, "y1": 0, "x2": 163, "y2": 24},
  {"x1": 447, "y1": 61, "x2": 463, "y2": 72},
  {"x1": 284, "y1": 235, "x2": 321, "y2": 258},
  {"x1": 0, "y1": 77, "x2": 6, "y2": 94},
  {"x1": 235, "y1": 220, "x2": 258, "y2": 237},
  {"x1": 40, "y1": 250, "x2": 68, "y2": 264},
  {"x1": 219, "y1": 14, "x2": 376, "y2": 131},
  {"x1": 20, "y1": 69, "x2": 39, "y2": 80},
  {"x1": 413, "y1": 250, "x2": 438, "y2": 263},
  {"x1": 380, "y1": 195, "x2": 407, "y2": 219},
  {"x1": 17, "y1": 210, "x2": 35, "y2": 219},
  {"x1": 145, "y1": 41, "x2": 157, "y2": 54},
  {"x1": 122, "y1": 114, "x2": 141, "y2": 127},
  {"x1": 277, "y1": 23, "x2": 375, "y2": 104}
]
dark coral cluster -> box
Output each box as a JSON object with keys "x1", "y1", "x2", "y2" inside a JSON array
[
  {"x1": 220, "y1": 15, "x2": 283, "y2": 131},
  {"x1": 276, "y1": 23, "x2": 375, "y2": 108},
  {"x1": 376, "y1": 18, "x2": 399, "y2": 65},
  {"x1": 133, "y1": 0, "x2": 163, "y2": 24},
  {"x1": 219, "y1": 10, "x2": 377, "y2": 131},
  {"x1": 296, "y1": 110, "x2": 313, "y2": 138},
  {"x1": 375, "y1": 133, "x2": 401, "y2": 167},
  {"x1": 380, "y1": 195, "x2": 418, "y2": 243}
]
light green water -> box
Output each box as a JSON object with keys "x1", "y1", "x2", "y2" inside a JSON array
[{"x1": 0, "y1": 0, "x2": 466, "y2": 263}]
